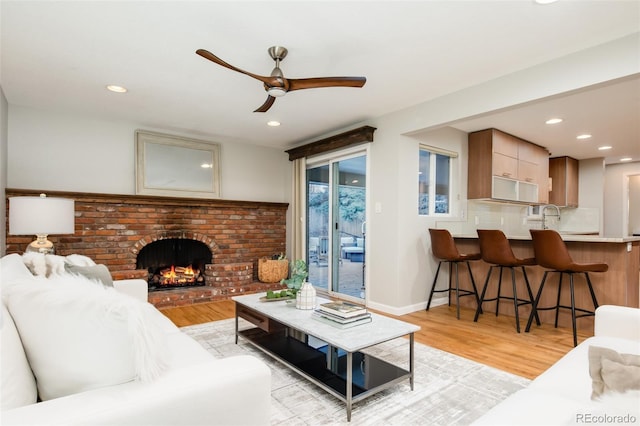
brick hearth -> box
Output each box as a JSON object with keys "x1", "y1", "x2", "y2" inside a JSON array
[{"x1": 5, "y1": 189, "x2": 289, "y2": 308}]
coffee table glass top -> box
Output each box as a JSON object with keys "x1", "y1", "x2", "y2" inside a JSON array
[{"x1": 233, "y1": 293, "x2": 420, "y2": 353}]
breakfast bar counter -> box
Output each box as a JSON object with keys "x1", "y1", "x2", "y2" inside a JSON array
[{"x1": 451, "y1": 233, "x2": 640, "y2": 331}]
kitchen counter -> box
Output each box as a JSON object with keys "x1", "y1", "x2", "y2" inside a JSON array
[
  {"x1": 448, "y1": 233, "x2": 640, "y2": 332},
  {"x1": 452, "y1": 233, "x2": 640, "y2": 243}
]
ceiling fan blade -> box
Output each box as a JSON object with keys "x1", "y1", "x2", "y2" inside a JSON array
[
  {"x1": 254, "y1": 95, "x2": 276, "y2": 113},
  {"x1": 287, "y1": 76, "x2": 366, "y2": 92},
  {"x1": 196, "y1": 49, "x2": 280, "y2": 86}
]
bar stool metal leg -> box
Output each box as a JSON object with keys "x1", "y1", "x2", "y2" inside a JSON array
[
  {"x1": 555, "y1": 272, "x2": 563, "y2": 328},
  {"x1": 569, "y1": 273, "x2": 578, "y2": 347},
  {"x1": 474, "y1": 266, "x2": 494, "y2": 322},
  {"x1": 584, "y1": 272, "x2": 600, "y2": 311},
  {"x1": 510, "y1": 267, "x2": 521, "y2": 333},
  {"x1": 496, "y1": 266, "x2": 503, "y2": 317},
  {"x1": 426, "y1": 261, "x2": 443, "y2": 311},
  {"x1": 448, "y1": 262, "x2": 454, "y2": 307},
  {"x1": 521, "y1": 267, "x2": 540, "y2": 326},
  {"x1": 466, "y1": 261, "x2": 482, "y2": 314},
  {"x1": 454, "y1": 262, "x2": 460, "y2": 319},
  {"x1": 526, "y1": 271, "x2": 549, "y2": 332}
]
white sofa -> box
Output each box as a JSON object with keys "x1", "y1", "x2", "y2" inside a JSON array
[
  {"x1": 474, "y1": 305, "x2": 640, "y2": 425},
  {"x1": 1, "y1": 253, "x2": 271, "y2": 425}
]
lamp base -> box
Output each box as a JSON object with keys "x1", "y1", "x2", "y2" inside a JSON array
[{"x1": 25, "y1": 234, "x2": 55, "y2": 254}]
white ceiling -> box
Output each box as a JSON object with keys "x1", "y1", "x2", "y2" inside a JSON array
[{"x1": 1, "y1": 1, "x2": 639, "y2": 164}]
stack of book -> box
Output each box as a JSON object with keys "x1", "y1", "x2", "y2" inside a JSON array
[{"x1": 312, "y1": 301, "x2": 372, "y2": 329}]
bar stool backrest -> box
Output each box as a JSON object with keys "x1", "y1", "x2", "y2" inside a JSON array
[
  {"x1": 529, "y1": 229, "x2": 573, "y2": 270},
  {"x1": 476, "y1": 229, "x2": 517, "y2": 265},
  {"x1": 428, "y1": 229, "x2": 460, "y2": 261}
]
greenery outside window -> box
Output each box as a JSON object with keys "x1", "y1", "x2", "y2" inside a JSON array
[{"x1": 419, "y1": 145, "x2": 455, "y2": 215}]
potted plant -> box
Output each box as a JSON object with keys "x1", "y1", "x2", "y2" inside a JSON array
[
  {"x1": 281, "y1": 259, "x2": 315, "y2": 309},
  {"x1": 280, "y1": 259, "x2": 308, "y2": 294}
]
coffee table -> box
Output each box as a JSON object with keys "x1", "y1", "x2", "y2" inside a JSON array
[{"x1": 232, "y1": 293, "x2": 420, "y2": 421}]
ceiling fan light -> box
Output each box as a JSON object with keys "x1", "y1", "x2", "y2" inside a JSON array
[{"x1": 267, "y1": 87, "x2": 287, "y2": 97}]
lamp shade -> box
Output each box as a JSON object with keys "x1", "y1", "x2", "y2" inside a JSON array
[{"x1": 9, "y1": 195, "x2": 75, "y2": 235}]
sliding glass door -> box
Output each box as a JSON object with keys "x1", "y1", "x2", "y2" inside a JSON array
[{"x1": 306, "y1": 152, "x2": 366, "y2": 300}]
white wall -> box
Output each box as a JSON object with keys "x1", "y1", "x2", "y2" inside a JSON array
[
  {"x1": 604, "y1": 161, "x2": 640, "y2": 237},
  {"x1": 7, "y1": 106, "x2": 290, "y2": 202},
  {"x1": 398, "y1": 127, "x2": 469, "y2": 312},
  {"x1": 1, "y1": 87, "x2": 8, "y2": 256}
]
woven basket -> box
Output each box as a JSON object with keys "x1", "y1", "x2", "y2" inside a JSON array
[{"x1": 258, "y1": 258, "x2": 289, "y2": 283}]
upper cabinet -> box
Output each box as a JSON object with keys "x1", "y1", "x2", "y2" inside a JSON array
[
  {"x1": 468, "y1": 128, "x2": 549, "y2": 204},
  {"x1": 548, "y1": 156, "x2": 579, "y2": 207}
]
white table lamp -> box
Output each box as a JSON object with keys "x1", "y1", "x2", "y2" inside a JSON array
[{"x1": 9, "y1": 194, "x2": 75, "y2": 254}]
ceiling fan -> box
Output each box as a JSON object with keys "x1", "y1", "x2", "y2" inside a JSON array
[{"x1": 196, "y1": 46, "x2": 366, "y2": 113}]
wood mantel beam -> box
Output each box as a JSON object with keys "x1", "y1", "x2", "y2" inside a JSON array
[{"x1": 285, "y1": 126, "x2": 376, "y2": 161}]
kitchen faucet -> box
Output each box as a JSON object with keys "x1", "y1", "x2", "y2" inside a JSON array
[{"x1": 541, "y1": 204, "x2": 561, "y2": 230}]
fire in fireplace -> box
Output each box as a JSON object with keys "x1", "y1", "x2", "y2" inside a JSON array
[
  {"x1": 136, "y1": 238, "x2": 212, "y2": 291},
  {"x1": 151, "y1": 264, "x2": 204, "y2": 287}
]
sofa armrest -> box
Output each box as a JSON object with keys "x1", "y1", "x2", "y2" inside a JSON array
[
  {"x1": 594, "y1": 305, "x2": 640, "y2": 341},
  {"x1": 1, "y1": 355, "x2": 271, "y2": 426},
  {"x1": 113, "y1": 279, "x2": 148, "y2": 303}
]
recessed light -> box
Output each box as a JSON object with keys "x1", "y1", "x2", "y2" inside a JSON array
[
  {"x1": 598, "y1": 146, "x2": 612, "y2": 151},
  {"x1": 576, "y1": 134, "x2": 592, "y2": 140},
  {"x1": 620, "y1": 157, "x2": 633, "y2": 162},
  {"x1": 534, "y1": 0, "x2": 558, "y2": 4},
  {"x1": 545, "y1": 118, "x2": 563, "y2": 124},
  {"x1": 106, "y1": 85, "x2": 127, "y2": 93},
  {"x1": 267, "y1": 120, "x2": 281, "y2": 127}
]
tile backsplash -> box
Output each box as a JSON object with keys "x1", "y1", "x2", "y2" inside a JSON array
[{"x1": 437, "y1": 201, "x2": 600, "y2": 236}]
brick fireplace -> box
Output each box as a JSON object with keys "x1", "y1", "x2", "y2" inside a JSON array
[{"x1": 5, "y1": 189, "x2": 288, "y2": 308}]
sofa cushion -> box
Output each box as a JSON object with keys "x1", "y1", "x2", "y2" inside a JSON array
[
  {"x1": 4, "y1": 273, "x2": 168, "y2": 401},
  {"x1": 589, "y1": 346, "x2": 640, "y2": 398},
  {"x1": 0, "y1": 254, "x2": 37, "y2": 289},
  {"x1": 21, "y1": 252, "x2": 48, "y2": 277},
  {"x1": 526, "y1": 336, "x2": 640, "y2": 404},
  {"x1": 0, "y1": 304, "x2": 37, "y2": 410},
  {"x1": 64, "y1": 263, "x2": 114, "y2": 287},
  {"x1": 21, "y1": 253, "x2": 98, "y2": 278},
  {"x1": 64, "y1": 254, "x2": 97, "y2": 267}
]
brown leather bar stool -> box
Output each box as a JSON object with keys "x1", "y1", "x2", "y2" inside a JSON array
[
  {"x1": 526, "y1": 229, "x2": 608, "y2": 347},
  {"x1": 426, "y1": 229, "x2": 482, "y2": 319},
  {"x1": 473, "y1": 229, "x2": 540, "y2": 333}
]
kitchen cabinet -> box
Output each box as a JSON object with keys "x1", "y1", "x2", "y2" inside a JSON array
[
  {"x1": 548, "y1": 156, "x2": 579, "y2": 207},
  {"x1": 468, "y1": 128, "x2": 549, "y2": 204}
]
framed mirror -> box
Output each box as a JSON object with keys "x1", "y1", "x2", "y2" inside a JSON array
[{"x1": 135, "y1": 130, "x2": 221, "y2": 198}]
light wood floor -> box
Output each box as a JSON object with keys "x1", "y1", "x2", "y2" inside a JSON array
[{"x1": 160, "y1": 300, "x2": 591, "y2": 380}]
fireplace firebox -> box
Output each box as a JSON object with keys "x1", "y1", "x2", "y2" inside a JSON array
[{"x1": 136, "y1": 238, "x2": 213, "y2": 291}]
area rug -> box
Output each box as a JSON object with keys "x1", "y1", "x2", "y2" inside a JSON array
[{"x1": 181, "y1": 319, "x2": 530, "y2": 425}]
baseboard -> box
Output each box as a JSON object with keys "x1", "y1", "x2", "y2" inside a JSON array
[{"x1": 367, "y1": 296, "x2": 448, "y2": 316}]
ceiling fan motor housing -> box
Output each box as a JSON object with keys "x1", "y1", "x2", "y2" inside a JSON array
[{"x1": 268, "y1": 46, "x2": 288, "y2": 61}]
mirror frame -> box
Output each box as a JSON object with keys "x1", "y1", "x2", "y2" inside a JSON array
[{"x1": 135, "y1": 130, "x2": 221, "y2": 198}]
